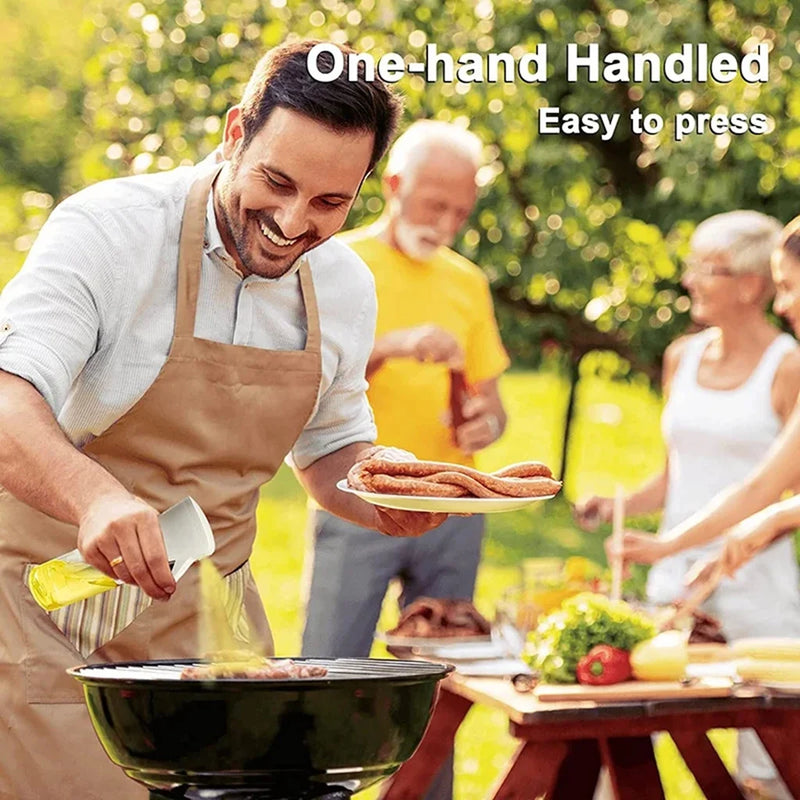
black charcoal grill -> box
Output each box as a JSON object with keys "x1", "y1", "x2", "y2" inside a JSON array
[{"x1": 69, "y1": 657, "x2": 452, "y2": 799}]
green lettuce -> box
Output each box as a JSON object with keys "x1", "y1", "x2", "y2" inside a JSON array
[{"x1": 531, "y1": 593, "x2": 657, "y2": 683}]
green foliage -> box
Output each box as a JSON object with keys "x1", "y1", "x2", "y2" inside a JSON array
[
  {"x1": 3, "y1": 0, "x2": 800, "y2": 378},
  {"x1": 0, "y1": 0, "x2": 87, "y2": 195},
  {"x1": 532, "y1": 592, "x2": 657, "y2": 682}
]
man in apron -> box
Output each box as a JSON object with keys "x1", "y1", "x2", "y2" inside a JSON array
[{"x1": 0, "y1": 39, "x2": 444, "y2": 800}]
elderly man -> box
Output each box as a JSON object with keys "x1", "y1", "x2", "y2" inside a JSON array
[
  {"x1": 0, "y1": 40, "x2": 450, "y2": 800},
  {"x1": 302, "y1": 120, "x2": 509, "y2": 800}
]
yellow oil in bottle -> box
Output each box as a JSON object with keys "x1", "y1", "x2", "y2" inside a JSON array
[{"x1": 28, "y1": 557, "x2": 118, "y2": 612}]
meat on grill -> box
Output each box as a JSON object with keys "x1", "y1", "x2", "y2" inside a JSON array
[
  {"x1": 388, "y1": 597, "x2": 492, "y2": 639},
  {"x1": 181, "y1": 657, "x2": 329, "y2": 680}
]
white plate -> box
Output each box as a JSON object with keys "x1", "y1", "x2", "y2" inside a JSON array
[
  {"x1": 759, "y1": 681, "x2": 800, "y2": 694},
  {"x1": 412, "y1": 641, "x2": 509, "y2": 660},
  {"x1": 380, "y1": 633, "x2": 493, "y2": 648},
  {"x1": 336, "y1": 480, "x2": 557, "y2": 514}
]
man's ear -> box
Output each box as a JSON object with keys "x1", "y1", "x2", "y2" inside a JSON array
[
  {"x1": 383, "y1": 172, "x2": 401, "y2": 200},
  {"x1": 221, "y1": 106, "x2": 244, "y2": 160}
]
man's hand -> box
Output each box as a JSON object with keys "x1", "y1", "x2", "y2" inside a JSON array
[
  {"x1": 374, "y1": 325, "x2": 464, "y2": 369},
  {"x1": 574, "y1": 495, "x2": 614, "y2": 531},
  {"x1": 295, "y1": 442, "x2": 454, "y2": 537},
  {"x1": 373, "y1": 506, "x2": 449, "y2": 537},
  {"x1": 453, "y1": 393, "x2": 502, "y2": 454},
  {"x1": 78, "y1": 492, "x2": 176, "y2": 601}
]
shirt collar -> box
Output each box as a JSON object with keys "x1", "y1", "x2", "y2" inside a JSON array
[{"x1": 203, "y1": 189, "x2": 304, "y2": 282}]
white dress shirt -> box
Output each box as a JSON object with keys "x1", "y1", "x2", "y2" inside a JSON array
[{"x1": 0, "y1": 164, "x2": 377, "y2": 469}]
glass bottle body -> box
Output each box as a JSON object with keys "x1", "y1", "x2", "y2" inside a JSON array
[{"x1": 28, "y1": 549, "x2": 119, "y2": 611}]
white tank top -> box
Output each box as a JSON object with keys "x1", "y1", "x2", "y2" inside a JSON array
[
  {"x1": 661, "y1": 329, "x2": 795, "y2": 535},
  {"x1": 647, "y1": 329, "x2": 800, "y2": 639}
]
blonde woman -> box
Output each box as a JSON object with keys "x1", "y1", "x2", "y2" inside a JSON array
[
  {"x1": 578, "y1": 211, "x2": 800, "y2": 799},
  {"x1": 628, "y1": 214, "x2": 800, "y2": 584}
]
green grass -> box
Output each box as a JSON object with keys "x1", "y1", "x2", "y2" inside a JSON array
[{"x1": 251, "y1": 369, "x2": 733, "y2": 800}]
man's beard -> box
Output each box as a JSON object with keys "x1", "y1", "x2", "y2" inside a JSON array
[
  {"x1": 220, "y1": 202, "x2": 317, "y2": 279},
  {"x1": 393, "y1": 217, "x2": 446, "y2": 261}
]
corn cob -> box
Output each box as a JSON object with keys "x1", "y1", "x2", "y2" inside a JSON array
[
  {"x1": 730, "y1": 638, "x2": 800, "y2": 661},
  {"x1": 735, "y1": 657, "x2": 800, "y2": 683},
  {"x1": 687, "y1": 643, "x2": 732, "y2": 664}
]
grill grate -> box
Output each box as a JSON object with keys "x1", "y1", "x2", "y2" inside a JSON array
[{"x1": 74, "y1": 657, "x2": 450, "y2": 683}]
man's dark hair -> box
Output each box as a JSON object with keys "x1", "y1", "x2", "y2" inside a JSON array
[{"x1": 239, "y1": 39, "x2": 403, "y2": 173}]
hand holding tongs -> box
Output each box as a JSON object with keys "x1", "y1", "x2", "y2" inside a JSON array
[{"x1": 659, "y1": 556, "x2": 725, "y2": 631}]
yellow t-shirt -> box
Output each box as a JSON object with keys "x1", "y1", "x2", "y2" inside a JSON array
[{"x1": 339, "y1": 226, "x2": 510, "y2": 467}]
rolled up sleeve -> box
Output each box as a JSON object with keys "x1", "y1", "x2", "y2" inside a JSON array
[
  {"x1": 0, "y1": 199, "x2": 121, "y2": 414},
  {"x1": 290, "y1": 288, "x2": 378, "y2": 470}
]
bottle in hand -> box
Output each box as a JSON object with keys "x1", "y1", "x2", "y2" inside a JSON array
[{"x1": 448, "y1": 369, "x2": 469, "y2": 446}]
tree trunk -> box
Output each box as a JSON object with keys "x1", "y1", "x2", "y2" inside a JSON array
[{"x1": 559, "y1": 354, "x2": 581, "y2": 496}]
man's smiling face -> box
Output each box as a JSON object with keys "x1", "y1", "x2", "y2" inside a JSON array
[{"x1": 214, "y1": 106, "x2": 375, "y2": 278}]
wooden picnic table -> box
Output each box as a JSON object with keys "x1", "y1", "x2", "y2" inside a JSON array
[{"x1": 379, "y1": 672, "x2": 800, "y2": 800}]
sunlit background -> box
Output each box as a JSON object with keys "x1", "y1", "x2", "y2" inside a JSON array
[{"x1": 3, "y1": 2, "x2": 800, "y2": 796}]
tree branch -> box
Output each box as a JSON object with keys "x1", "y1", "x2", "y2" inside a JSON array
[{"x1": 493, "y1": 285, "x2": 662, "y2": 382}]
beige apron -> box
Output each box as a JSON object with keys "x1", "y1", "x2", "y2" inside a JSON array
[{"x1": 0, "y1": 165, "x2": 323, "y2": 800}]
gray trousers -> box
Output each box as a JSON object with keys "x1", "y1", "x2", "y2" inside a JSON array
[
  {"x1": 301, "y1": 510, "x2": 485, "y2": 800},
  {"x1": 302, "y1": 510, "x2": 485, "y2": 657}
]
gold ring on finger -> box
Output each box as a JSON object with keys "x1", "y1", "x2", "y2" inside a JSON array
[{"x1": 109, "y1": 556, "x2": 124, "y2": 568}]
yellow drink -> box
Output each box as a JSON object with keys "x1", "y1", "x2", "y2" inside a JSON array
[{"x1": 28, "y1": 556, "x2": 118, "y2": 612}]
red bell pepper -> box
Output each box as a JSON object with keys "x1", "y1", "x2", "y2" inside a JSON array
[{"x1": 576, "y1": 645, "x2": 632, "y2": 685}]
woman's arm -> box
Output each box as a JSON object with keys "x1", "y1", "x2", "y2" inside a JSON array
[
  {"x1": 575, "y1": 467, "x2": 669, "y2": 530},
  {"x1": 688, "y1": 493, "x2": 800, "y2": 587},
  {"x1": 623, "y1": 347, "x2": 800, "y2": 563},
  {"x1": 721, "y1": 494, "x2": 800, "y2": 574}
]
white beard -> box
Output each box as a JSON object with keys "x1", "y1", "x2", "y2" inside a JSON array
[{"x1": 393, "y1": 217, "x2": 444, "y2": 261}]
